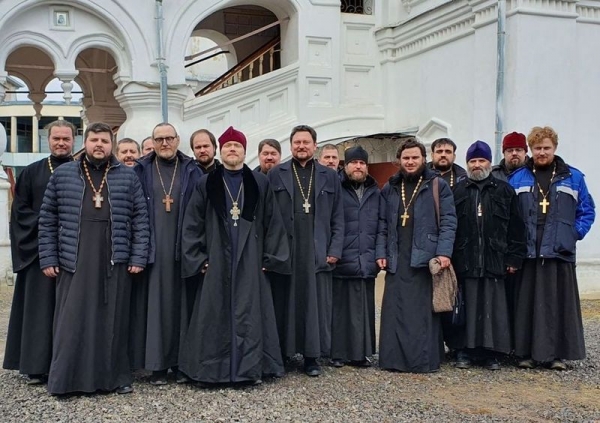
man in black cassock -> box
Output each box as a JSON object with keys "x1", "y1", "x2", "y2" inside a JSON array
[
  {"x1": 132, "y1": 123, "x2": 201, "y2": 385},
  {"x1": 330, "y1": 146, "x2": 380, "y2": 368},
  {"x1": 38, "y1": 122, "x2": 149, "y2": 395},
  {"x1": 179, "y1": 126, "x2": 290, "y2": 384},
  {"x1": 509, "y1": 126, "x2": 595, "y2": 370},
  {"x1": 449, "y1": 141, "x2": 526, "y2": 370},
  {"x1": 268, "y1": 125, "x2": 344, "y2": 377},
  {"x1": 376, "y1": 138, "x2": 456, "y2": 373},
  {"x1": 3, "y1": 120, "x2": 74, "y2": 385}
]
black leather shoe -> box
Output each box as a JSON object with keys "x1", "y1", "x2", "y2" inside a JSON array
[
  {"x1": 150, "y1": 370, "x2": 168, "y2": 386},
  {"x1": 455, "y1": 351, "x2": 471, "y2": 369},
  {"x1": 330, "y1": 358, "x2": 345, "y2": 368},
  {"x1": 116, "y1": 384, "x2": 133, "y2": 394},
  {"x1": 518, "y1": 358, "x2": 536, "y2": 369},
  {"x1": 484, "y1": 358, "x2": 500, "y2": 371},
  {"x1": 304, "y1": 358, "x2": 322, "y2": 377},
  {"x1": 350, "y1": 357, "x2": 372, "y2": 368},
  {"x1": 549, "y1": 359, "x2": 567, "y2": 371}
]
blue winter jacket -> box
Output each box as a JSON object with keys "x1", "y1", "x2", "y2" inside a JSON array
[
  {"x1": 38, "y1": 156, "x2": 150, "y2": 272},
  {"x1": 509, "y1": 156, "x2": 595, "y2": 262},
  {"x1": 333, "y1": 172, "x2": 381, "y2": 279},
  {"x1": 376, "y1": 168, "x2": 456, "y2": 273},
  {"x1": 134, "y1": 150, "x2": 201, "y2": 263}
]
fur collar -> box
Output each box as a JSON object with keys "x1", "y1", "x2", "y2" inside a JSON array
[{"x1": 206, "y1": 164, "x2": 259, "y2": 222}]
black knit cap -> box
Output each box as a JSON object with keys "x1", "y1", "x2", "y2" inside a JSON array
[{"x1": 344, "y1": 146, "x2": 369, "y2": 163}]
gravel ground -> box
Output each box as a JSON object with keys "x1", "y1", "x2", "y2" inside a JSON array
[{"x1": 0, "y1": 283, "x2": 599, "y2": 422}]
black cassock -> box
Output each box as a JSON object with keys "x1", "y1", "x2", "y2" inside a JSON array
[
  {"x1": 47, "y1": 163, "x2": 132, "y2": 395},
  {"x1": 144, "y1": 157, "x2": 182, "y2": 371},
  {"x1": 180, "y1": 165, "x2": 289, "y2": 383},
  {"x1": 4, "y1": 155, "x2": 70, "y2": 375},
  {"x1": 379, "y1": 178, "x2": 444, "y2": 373}
]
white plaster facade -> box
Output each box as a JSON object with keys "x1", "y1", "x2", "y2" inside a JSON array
[{"x1": 0, "y1": 0, "x2": 598, "y2": 291}]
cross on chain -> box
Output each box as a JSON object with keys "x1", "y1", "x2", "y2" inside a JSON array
[
  {"x1": 230, "y1": 202, "x2": 241, "y2": 225},
  {"x1": 400, "y1": 211, "x2": 410, "y2": 227},
  {"x1": 303, "y1": 200, "x2": 311, "y2": 214},
  {"x1": 540, "y1": 197, "x2": 550, "y2": 214},
  {"x1": 93, "y1": 192, "x2": 104, "y2": 209},
  {"x1": 163, "y1": 194, "x2": 174, "y2": 212}
]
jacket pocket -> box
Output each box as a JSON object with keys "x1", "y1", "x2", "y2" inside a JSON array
[{"x1": 554, "y1": 218, "x2": 577, "y2": 255}]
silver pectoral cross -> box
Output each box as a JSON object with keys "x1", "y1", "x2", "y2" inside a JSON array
[
  {"x1": 230, "y1": 202, "x2": 241, "y2": 226},
  {"x1": 303, "y1": 200, "x2": 311, "y2": 214},
  {"x1": 93, "y1": 192, "x2": 104, "y2": 209}
]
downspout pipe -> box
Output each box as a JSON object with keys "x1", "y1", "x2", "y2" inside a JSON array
[
  {"x1": 156, "y1": 0, "x2": 168, "y2": 122},
  {"x1": 494, "y1": 0, "x2": 506, "y2": 163}
]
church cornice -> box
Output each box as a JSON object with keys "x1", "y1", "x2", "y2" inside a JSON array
[{"x1": 376, "y1": 0, "x2": 600, "y2": 63}]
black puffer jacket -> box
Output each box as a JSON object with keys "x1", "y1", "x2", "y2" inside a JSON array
[
  {"x1": 451, "y1": 175, "x2": 526, "y2": 278},
  {"x1": 38, "y1": 156, "x2": 150, "y2": 272}
]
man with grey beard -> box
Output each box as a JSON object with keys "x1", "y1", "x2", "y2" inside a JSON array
[{"x1": 448, "y1": 141, "x2": 526, "y2": 370}]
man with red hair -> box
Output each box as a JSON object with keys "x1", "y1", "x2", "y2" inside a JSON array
[{"x1": 509, "y1": 126, "x2": 595, "y2": 370}]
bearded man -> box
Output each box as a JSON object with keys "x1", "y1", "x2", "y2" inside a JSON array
[
  {"x1": 179, "y1": 126, "x2": 289, "y2": 384},
  {"x1": 190, "y1": 128, "x2": 220, "y2": 173},
  {"x1": 509, "y1": 126, "x2": 595, "y2": 370},
  {"x1": 376, "y1": 137, "x2": 456, "y2": 373},
  {"x1": 330, "y1": 146, "x2": 380, "y2": 368},
  {"x1": 4, "y1": 120, "x2": 75, "y2": 384},
  {"x1": 318, "y1": 144, "x2": 340, "y2": 171},
  {"x1": 132, "y1": 123, "x2": 201, "y2": 385},
  {"x1": 491, "y1": 132, "x2": 528, "y2": 182},
  {"x1": 427, "y1": 138, "x2": 467, "y2": 189},
  {"x1": 449, "y1": 141, "x2": 526, "y2": 370},
  {"x1": 255, "y1": 138, "x2": 282, "y2": 174},
  {"x1": 39, "y1": 122, "x2": 149, "y2": 395}
]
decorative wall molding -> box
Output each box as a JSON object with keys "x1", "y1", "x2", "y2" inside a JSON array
[{"x1": 376, "y1": 0, "x2": 594, "y2": 62}]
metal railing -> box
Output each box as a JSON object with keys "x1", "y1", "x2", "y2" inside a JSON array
[
  {"x1": 195, "y1": 37, "x2": 281, "y2": 97},
  {"x1": 341, "y1": 0, "x2": 373, "y2": 15}
]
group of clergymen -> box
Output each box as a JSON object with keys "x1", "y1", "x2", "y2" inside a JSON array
[{"x1": 3, "y1": 119, "x2": 595, "y2": 396}]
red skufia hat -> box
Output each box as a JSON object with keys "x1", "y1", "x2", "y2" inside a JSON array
[
  {"x1": 502, "y1": 132, "x2": 527, "y2": 152},
  {"x1": 218, "y1": 126, "x2": 247, "y2": 151}
]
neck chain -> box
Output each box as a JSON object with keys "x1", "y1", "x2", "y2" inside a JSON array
[
  {"x1": 155, "y1": 156, "x2": 179, "y2": 212},
  {"x1": 292, "y1": 161, "x2": 314, "y2": 214},
  {"x1": 400, "y1": 176, "x2": 423, "y2": 227},
  {"x1": 533, "y1": 163, "x2": 556, "y2": 214},
  {"x1": 83, "y1": 159, "x2": 110, "y2": 209},
  {"x1": 223, "y1": 177, "x2": 243, "y2": 226},
  {"x1": 441, "y1": 169, "x2": 454, "y2": 187},
  {"x1": 48, "y1": 156, "x2": 72, "y2": 174}
]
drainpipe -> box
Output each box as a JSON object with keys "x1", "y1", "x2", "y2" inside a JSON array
[
  {"x1": 156, "y1": 0, "x2": 168, "y2": 122},
  {"x1": 494, "y1": 0, "x2": 506, "y2": 163}
]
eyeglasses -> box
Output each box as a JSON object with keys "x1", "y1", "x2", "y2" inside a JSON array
[{"x1": 153, "y1": 136, "x2": 177, "y2": 145}]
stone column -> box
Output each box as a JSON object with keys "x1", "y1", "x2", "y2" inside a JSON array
[
  {"x1": 54, "y1": 69, "x2": 79, "y2": 106},
  {"x1": 0, "y1": 123, "x2": 11, "y2": 280}
]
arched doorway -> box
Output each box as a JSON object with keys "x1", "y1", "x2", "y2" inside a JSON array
[{"x1": 187, "y1": 5, "x2": 281, "y2": 96}]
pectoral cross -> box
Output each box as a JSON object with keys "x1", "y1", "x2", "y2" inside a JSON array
[
  {"x1": 401, "y1": 211, "x2": 410, "y2": 227},
  {"x1": 93, "y1": 192, "x2": 104, "y2": 209},
  {"x1": 230, "y1": 202, "x2": 241, "y2": 226},
  {"x1": 540, "y1": 197, "x2": 550, "y2": 214},
  {"x1": 163, "y1": 194, "x2": 174, "y2": 212},
  {"x1": 303, "y1": 200, "x2": 311, "y2": 214},
  {"x1": 477, "y1": 203, "x2": 483, "y2": 217}
]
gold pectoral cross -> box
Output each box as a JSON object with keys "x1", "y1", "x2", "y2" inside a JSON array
[
  {"x1": 230, "y1": 202, "x2": 241, "y2": 226},
  {"x1": 401, "y1": 211, "x2": 410, "y2": 227},
  {"x1": 163, "y1": 194, "x2": 174, "y2": 212},
  {"x1": 303, "y1": 200, "x2": 311, "y2": 214},
  {"x1": 93, "y1": 192, "x2": 104, "y2": 209},
  {"x1": 540, "y1": 197, "x2": 550, "y2": 214}
]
